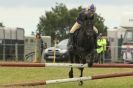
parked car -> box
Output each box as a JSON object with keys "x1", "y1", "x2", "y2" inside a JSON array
[{"x1": 44, "y1": 39, "x2": 69, "y2": 62}]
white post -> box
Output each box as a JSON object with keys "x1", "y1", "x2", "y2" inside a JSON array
[
  {"x1": 46, "y1": 76, "x2": 92, "y2": 84},
  {"x1": 45, "y1": 63, "x2": 88, "y2": 68},
  {"x1": 53, "y1": 39, "x2": 56, "y2": 63}
]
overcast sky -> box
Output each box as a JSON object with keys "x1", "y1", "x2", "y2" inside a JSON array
[{"x1": 0, "y1": 0, "x2": 133, "y2": 35}]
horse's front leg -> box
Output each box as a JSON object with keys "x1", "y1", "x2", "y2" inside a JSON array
[
  {"x1": 86, "y1": 54, "x2": 93, "y2": 67},
  {"x1": 69, "y1": 67, "x2": 73, "y2": 78},
  {"x1": 79, "y1": 67, "x2": 84, "y2": 85}
]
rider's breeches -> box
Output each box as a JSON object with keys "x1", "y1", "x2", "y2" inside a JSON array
[
  {"x1": 70, "y1": 22, "x2": 81, "y2": 33},
  {"x1": 93, "y1": 26, "x2": 98, "y2": 34},
  {"x1": 70, "y1": 22, "x2": 98, "y2": 34}
]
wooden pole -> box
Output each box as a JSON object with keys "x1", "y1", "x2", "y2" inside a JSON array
[
  {"x1": 1, "y1": 63, "x2": 133, "y2": 68},
  {"x1": 1, "y1": 72, "x2": 133, "y2": 87}
]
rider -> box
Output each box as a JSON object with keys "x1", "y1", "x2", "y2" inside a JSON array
[{"x1": 67, "y1": 4, "x2": 98, "y2": 51}]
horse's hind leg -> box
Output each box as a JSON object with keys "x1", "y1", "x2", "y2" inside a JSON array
[
  {"x1": 78, "y1": 57, "x2": 85, "y2": 86},
  {"x1": 69, "y1": 53, "x2": 74, "y2": 78}
]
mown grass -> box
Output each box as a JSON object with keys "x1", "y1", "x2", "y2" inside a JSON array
[{"x1": 0, "y1": 67, "x2": 133, "y2": 88}]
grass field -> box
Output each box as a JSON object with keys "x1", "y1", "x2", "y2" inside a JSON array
[{"x1": 0, "y1": 67, "x2": 133, "y2": 88}]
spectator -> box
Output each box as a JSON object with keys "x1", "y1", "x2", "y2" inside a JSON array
[
  {"x1": 33, "y1": 33, "x2": 44, "y2": 63},
  {"x1": 96, "y1": 33, "x2": 107, "y2": 64},
  {"x1": 123, "y1": 46, "x2": 132, "y2": 62}
]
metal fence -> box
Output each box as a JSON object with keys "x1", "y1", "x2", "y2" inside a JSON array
[
  {"x1": 0, "y1": 43, "x2": 132, "y2": 64},
  {"x1": 0, "y1": 43, "x2": 24, "y2": 61},
  {"x1": 0, "y1": 43, "x2": 46, "y2": 62}
]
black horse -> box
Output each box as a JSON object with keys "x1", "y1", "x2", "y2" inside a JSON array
[{"x1": 68, "y1": 25, "x2": 96, "y2": 85}]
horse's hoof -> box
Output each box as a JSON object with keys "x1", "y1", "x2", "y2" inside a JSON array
[{"x1": 78, "y1": 81, "x2": 83, "y2": 86}]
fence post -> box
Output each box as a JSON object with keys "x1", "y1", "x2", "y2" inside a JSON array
[
  {"x1": 53, "y1": 39, "x2": 56, "y2": 63},
  {"x1": 3, "y1": 43, "x2": 5, "y2": 61},
  {"x1": 15, "y1": 43, "x2": 18, "y2": 61}
]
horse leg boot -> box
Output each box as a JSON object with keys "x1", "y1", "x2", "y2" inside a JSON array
[
  {"x1": 69, "y1": 67, "x2": 74, "y2": 78},
  {"x1": 67, "y1": 33, "x2": 74, "y2": 51}
]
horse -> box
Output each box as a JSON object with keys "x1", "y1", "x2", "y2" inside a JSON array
[{"x1": 68, "y1": 24, "x2": 96, "y2": 85}]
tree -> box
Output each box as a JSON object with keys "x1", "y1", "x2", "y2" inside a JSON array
[
  {"x1": 37, "y1": 3, "x2": 82, "y2": 43},
  {"x1": 94, "y1": 14, "x2": 107, "y2": 35},
  {"x1": 0, "y1": 22, "x2": 4, "y2": 27},
  {"x1": 37, "y1": 3, "x2": 107, "y2": 44}
]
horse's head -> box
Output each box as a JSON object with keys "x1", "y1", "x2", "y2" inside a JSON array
[
  {"x1": 84, "y1": 29, "x2": 94, "y2": 40},
  {"x1": 83, "y1": 12, "x2": 95, "y2": 40}
]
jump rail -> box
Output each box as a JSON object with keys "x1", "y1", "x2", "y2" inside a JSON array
[
  {"x1": 1, "y1": 72, "x2": 133, "y2": 87},
  {"x1": 1, "y1": 62, "x2": 133, "y2": 68}
]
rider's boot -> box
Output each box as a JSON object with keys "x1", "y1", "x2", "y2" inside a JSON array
[
  {"x1": 67, "y1": 33, "x2": 74, "y2": 51},
  {"x1": 94, "y1": 33, "x2": 98, "y2": 50}
]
